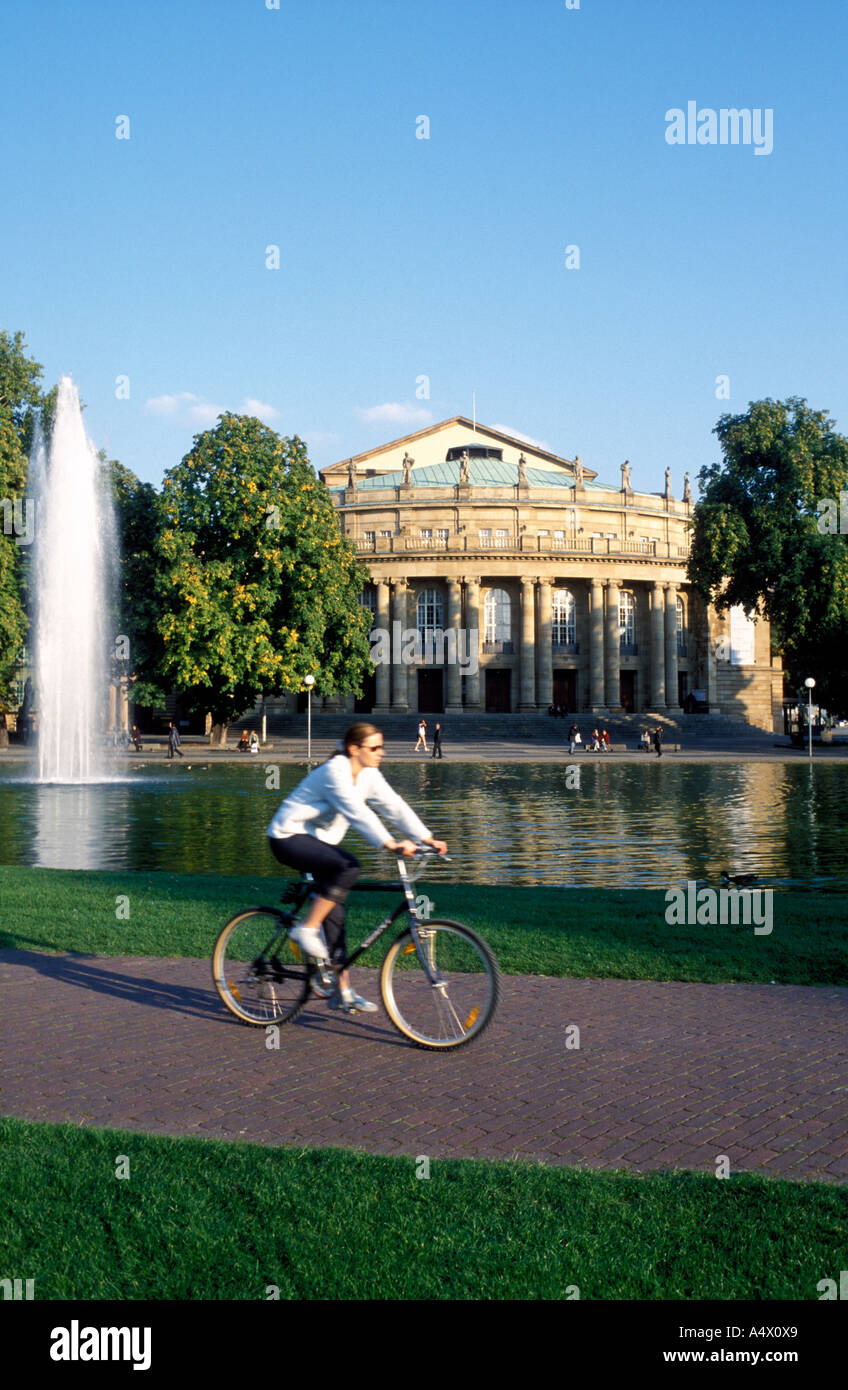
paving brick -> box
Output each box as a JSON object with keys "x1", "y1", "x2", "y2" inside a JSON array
[{"x1": 1, "y1": 949, "x2": 847, "y2": 1183}]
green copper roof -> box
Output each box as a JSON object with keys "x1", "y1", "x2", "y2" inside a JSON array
[{"x1": 330, "y1": 459, "x2": 614, "y2": 492}]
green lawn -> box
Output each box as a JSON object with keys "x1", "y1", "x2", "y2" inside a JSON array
[
  {"x1": 1, "y1": 865, "x2": 847, "y2": 985},
  {"x1": 1, "y1": 1116, "x2": 844, "y2": 1300}
]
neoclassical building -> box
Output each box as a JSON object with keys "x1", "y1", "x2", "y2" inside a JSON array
[{"x1": 301, "y1": 418, "x2": 781, "y2": 728}]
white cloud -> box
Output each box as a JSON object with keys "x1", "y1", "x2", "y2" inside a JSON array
[
  {"x1": 145, "y1": 392, "x2": 280, "y2": 429},
  {"x1": 146, "y1": 392, "x2": 199, "y2": 416},
  {"x1": 188, "y1": 403, "x2": 224, "y2": 426},
  {"x1": 355, "y1": 402, "x2": 433, "y2": 427},
  {"x1": 491, "y1": 423, "x2": 550, "y2": 452},
  {"x1": 244, "y1": 398, "x2": 279, "y2": 423}
]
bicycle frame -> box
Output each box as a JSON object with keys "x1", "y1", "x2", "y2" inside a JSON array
[{"x1": 268, "y1": 852, "x2": 445, "y2": 985}]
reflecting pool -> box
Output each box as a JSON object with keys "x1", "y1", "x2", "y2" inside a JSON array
[{"x1": 1, "y1": 760, "x2": 847, "y2": 889}]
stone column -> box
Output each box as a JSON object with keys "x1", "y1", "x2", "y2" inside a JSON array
[
  {"x1": 464, "y1": 577, "x2": 482, "y2": 710},
  {"x1": 665, "y1": 583, "x2": 681, "y2": 711},
  {"x1": 650, "y1": 582, "x2": 666, "y2": 708},
  {"x1": 538, "y1": 579, "x2": 553, "y2": 710},
  {"x1": 589, "y1": 578, "x2": 605, "y2": 710},
  {"x1": 405, "y1": 584, "x2": 418, "y2": 712},
  {"x1": 391, "y1": 579, "x2": 409, "y2": 712},
  {"x1": 373, "y1": 580, "x2": 391, "y2": 709},
  {"x1": 445, "y1": 578, "x2": 463, "y2": 713},
  {"x1": 519, "y1": 578, "x2": 537, "y2": 710},
  {"x1": 604, "y1": 580, "x2": 621, "y2": 710}
]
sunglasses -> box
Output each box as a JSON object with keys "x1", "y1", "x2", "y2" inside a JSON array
[{"x1": 362, "y1": 741, "x2": 384, "y2": 751}]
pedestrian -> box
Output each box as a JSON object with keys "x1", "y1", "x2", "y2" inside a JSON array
[
  {"x1": 431, "y1": 723, "x2": 443, "y2": 759},
  {"x1": 249, "y1": 729, "x2": 260, "y2": 754},
  {"x1": 640, "y1": 730, "x2": 650, "y2": 753},
  {"x1": 568, "y1": 723, "x2": 581, "y2": 754},
  {"x1": 414, "y1": 719, "x2": 428, "y2": 752},
  {"x1": 590, "y1": 728, "x2": 601, "y2": 751},
  {"x1": 603, "y1": 729, "x2": 611, "y2": 752},
  {"x1": 654, "y1": 725, "x2": 663, "y2": 758},
  {"x1": 131, "y1": 724, "x2": 143, "y2": 752},
  {"x1": 167, "y1": 721, "x2": 183, "y2": 759}
]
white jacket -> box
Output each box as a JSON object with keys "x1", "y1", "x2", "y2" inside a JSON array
[{"x1": 267, "y1": 754, "x2": 432, "y2": 849}]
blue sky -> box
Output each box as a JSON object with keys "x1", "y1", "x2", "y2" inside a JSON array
[{"x1": 3, "y1": 0, "x2": 846, "y2": 492}]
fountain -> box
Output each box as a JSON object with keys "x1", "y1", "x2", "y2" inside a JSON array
[{"x1": 30, "y1": 376, "x2": 118, "y2": 782}]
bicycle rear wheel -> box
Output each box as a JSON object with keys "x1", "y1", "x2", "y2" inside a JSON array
[
  {"x1": 213, "y1": 908, "x2": 309, "y2": 1026},
  {"x1": 380, "y1": 919, "x2": 499, "y2": 1050}
]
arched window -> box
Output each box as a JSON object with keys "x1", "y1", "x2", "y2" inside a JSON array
[
  {"x1": 619, "y1": 591, "x2": 635, "y2": 649},
  {"x1": 484, "y1": 588, "x2": 511, "y2": 644},
  {"x1": 552, "y1": 588, "x2": 576, "y2": 645},
  {"x1": 677, "y1": 596, "x2": 687, "y2": 655},
  {"x1": 417, "y1": 588, "x2": 443, "y2": 638}
]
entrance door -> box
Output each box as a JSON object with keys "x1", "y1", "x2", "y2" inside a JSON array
[
  {"x1": 417, "y1": 669, "x2": 444, "y2": 713},
  {"x1": 354, "y1": 670, "x2": 376, "y2": 713},
  {"x1": 553, "y1": 670, "x2": 576, "y2": 710},
  {"x1": 485, "y1": 669, "x2": 511, "y2": 712},
  {"x1": 620, "y1": 671, "x2": 636, "y2": 713}
]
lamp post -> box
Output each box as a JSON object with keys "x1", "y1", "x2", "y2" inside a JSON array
[
  {"x1": 804, "y1": 677, "x2": 816, "y2": 760},
  {"x1": 304, "y1": 674, "x2": 315, "y2": 763}
]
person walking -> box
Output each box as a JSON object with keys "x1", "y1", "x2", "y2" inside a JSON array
[
  {"x1": 568, "y1": 723, "x2": 581, "y2": 754},
  {"x1": 654, "y1": 725, "x2": 664, "y2": 758},
  {"x1": 431, "y1": 723, "x2": 443, "y2": 759},
  {"x1": 167, "y1": 721, "x2": 183, "y2": 760},
  {"x1": 414, "y1": 719, "x2": 428, "y2": 752},
  {"x1": 131, "y1": 724, "x2": 143, "y2": 752}
]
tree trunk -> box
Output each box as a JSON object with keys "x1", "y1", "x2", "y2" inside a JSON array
[
  {"x1": 209, "y1": 719, "x2": 229, "y2": 747},
  {"x1": 0, "y1": 714, "x2": 8, "y2": 749}
]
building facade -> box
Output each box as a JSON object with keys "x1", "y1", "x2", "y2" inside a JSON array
[{"x1": 281, "y1": 418, "x2": 781, "y2": 728}]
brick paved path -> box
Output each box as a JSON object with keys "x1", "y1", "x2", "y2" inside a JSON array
[{"x1": 1, "y1": 949, "x2": 846, "y2": 1182}]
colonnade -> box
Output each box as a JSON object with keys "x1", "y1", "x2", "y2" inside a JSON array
[{"x1": 367, "y1": 575, "x2": 684, "y2": 714}]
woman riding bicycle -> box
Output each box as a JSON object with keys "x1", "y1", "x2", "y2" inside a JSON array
[{"x1": 267, "y1": 721, "x2": 447, "y2": 1013}]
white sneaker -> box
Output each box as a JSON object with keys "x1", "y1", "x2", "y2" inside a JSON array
[
  {"x1": 287, "y1": 922, "x2": 330, "y2": 962},
  {"x1": 329, "y1": 988, "x2": 378, "y2": 1014}
]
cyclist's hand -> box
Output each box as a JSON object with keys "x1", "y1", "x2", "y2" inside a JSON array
[
  {"x1": 424, "y1": 838, "x2": 448, "y2": 856},
  {"x1": 385, "y1": 838, "x2": 418, "y2": 857}
]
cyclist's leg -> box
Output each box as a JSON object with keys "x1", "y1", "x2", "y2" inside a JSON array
[{"x1": 268, "y1": 836, "x2": 360, "y2": 937}]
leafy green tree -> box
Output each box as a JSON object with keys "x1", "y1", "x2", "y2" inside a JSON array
[
  {"x1": 108, "y1": 458, "x2": 166, "y2": 709},
  {"x1": 0, "y1": 331, "x2": 43, "y2": 743},
  {"x1": 689, "y1": 397, "x2": 848, "y2": 714},
  {"x1": 156, "y1": 413, "x2": 373, "y2": 743}
]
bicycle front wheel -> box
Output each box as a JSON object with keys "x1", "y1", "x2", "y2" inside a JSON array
[
  {"x1": 380, "y1": 919, "x2": 499, "y2": 1050},
  {"x1": 213, "y1": 908, "x2": 309, "y2": 1026}
]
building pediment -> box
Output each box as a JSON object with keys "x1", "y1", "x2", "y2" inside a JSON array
[{"x1": 321, "y1": 417, "x2": 595, "y2": 488}]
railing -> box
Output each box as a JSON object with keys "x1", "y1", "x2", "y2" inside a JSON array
[
  {"x1": 552, "y1": 641, "x2": 580, "y2": 654},
  {"x1": 482, "y1": 640, "x2": 514, "y2": 654},
  {"x1": 353, "y1": 535, "x2": 690, "y2": 559}
]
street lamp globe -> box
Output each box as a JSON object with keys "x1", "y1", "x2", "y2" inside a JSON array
[
  {"x1": 304, "y1": 674, "x2": 315, "y2": 687},
  {"x1": 804, "y1": 677, "x2": 816, "y2": 689}
]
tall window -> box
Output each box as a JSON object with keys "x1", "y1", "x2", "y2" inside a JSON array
[
  {"x1": 417, "y1": 588, "x2": 443, "y2": 638},
  {"x1": 484, "y1": 588, "x2": 511, "y2": 644},
  {"x1": 552, "y1": 588, "x2": 576, "y2": 645},
  {"x1": 677, "y1": 596, "x2": 687, "y2": 654},
  {"x1": 358, "y1": 588, "x2": 376, "y2": 615},
  {"x1": 619, "y1": 591, "x2": 635, "y2": 648}
]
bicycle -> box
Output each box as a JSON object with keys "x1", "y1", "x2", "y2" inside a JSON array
[{"x1": 212, "y1": 847, "x2": 500, "y2": 1050}]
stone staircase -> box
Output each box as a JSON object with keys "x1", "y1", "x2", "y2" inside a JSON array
[{"x1": 235, "y1": 709, "x2": 778, "y2": 747}]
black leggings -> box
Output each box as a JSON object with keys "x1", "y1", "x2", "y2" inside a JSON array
[{"x1": 268, "y1": 835, "x2": 361, "y2": 967}]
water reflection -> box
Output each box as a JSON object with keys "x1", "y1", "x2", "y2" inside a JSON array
[{"x1": 1, "y1": 762, "x2": 847, "y2": 888}]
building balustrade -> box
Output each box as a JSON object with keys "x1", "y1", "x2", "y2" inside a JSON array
[
  {"x1": 482, "y1": 640, "x2": 514, "y2": 654},
  {"x1": 552, "y1": 641, "x2": 580, "y2": 654},
  {"x1": 354, "y1": 534, "x2": 691, "y2": 559}
]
